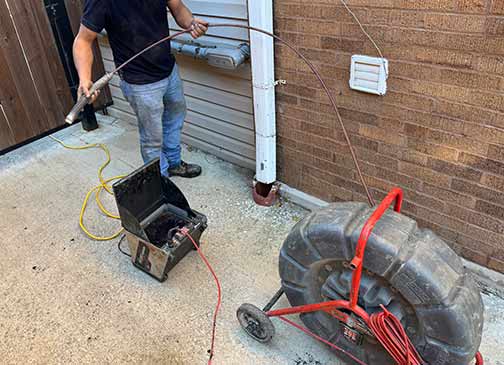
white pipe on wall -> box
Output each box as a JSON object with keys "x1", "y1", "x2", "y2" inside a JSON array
[{"x1": 247, "y1": 0, "x2": 276, "y2": 185}]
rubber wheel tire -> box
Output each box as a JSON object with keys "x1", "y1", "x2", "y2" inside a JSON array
[
  {"x1": 279, "y1": 202, "x2": 484, "y2": 365},
  {"x1": 237, "y1": 303, "x2": 275, "y2": 343}
]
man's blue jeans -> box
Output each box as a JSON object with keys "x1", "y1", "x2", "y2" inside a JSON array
[{"x1": 120, "y1": 64, "x2": 186, "y2": 175}]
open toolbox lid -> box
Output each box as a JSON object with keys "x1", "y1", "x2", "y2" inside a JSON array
[{"x1": 112, "y1": 158, "x2": 196, "y2": 240}]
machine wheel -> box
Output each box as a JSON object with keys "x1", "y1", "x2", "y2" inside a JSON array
[
  {"x1": 279, "y1": 202, "x2": 484, "y2": 365},
  {"x1": 237, "y1": 303, "x2": 275, "y2": 343}
]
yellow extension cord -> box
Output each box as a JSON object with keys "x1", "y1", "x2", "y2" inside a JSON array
[{"x1": 49, "y1": 135, "x2": 126, "y2": 241}]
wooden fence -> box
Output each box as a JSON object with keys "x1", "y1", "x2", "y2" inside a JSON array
[
  {"x1": 0, "y1": 0, "x2": 111, "y2": 151},
  {"x1": 0, "y1": 0, "x2": 73, "y2": 150}
]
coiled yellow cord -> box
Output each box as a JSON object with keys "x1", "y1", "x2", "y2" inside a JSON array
[{"x1": 49, "y1": 135, "x2": 126, "y2": 241}]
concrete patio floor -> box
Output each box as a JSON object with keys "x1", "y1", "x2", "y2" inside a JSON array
[{"x1": 1, "y1": 115, "x2": 503, "y2": 365}]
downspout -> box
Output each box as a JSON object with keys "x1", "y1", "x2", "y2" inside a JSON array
[{"x1": 247, "y1": 0, "x2": 279, "y2": 206}]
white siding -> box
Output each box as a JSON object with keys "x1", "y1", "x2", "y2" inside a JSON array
[{"x1": 99, "y1": 0, "x2": 255, "y2": 170}]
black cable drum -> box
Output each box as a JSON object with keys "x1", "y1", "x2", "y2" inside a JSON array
[{"x1": 279, "y1": 202, "x2": 484, "y2": 365}]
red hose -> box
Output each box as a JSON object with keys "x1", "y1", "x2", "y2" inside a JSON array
[
  {"x1": 180, "y1": 228, "x2": 222, "y2": 365},
  {"x1": 368, "y1": 306, "x2": 423, "y2": 365},
  {"x1": 368, "y1": 306, "x2": 484, "y2": 365},
  {"x1": 475, "y1": 351, "x2": 484, "y2": 365}
]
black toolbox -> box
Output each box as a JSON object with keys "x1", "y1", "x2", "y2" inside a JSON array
[{"x1": 113, "y1": 158, "x2": 207, "y2": 282}]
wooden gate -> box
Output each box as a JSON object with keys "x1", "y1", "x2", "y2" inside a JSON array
[
  {"x1": 0, "y1": 0, "x2": 75, "y2": 150},
  {"x1": 0, "y1": 0, "x2": 112, "y2": 151}
]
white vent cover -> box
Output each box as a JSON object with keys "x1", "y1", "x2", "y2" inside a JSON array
[{"x1": 349, "y1": 55, "x2": 389, "y2": 96}]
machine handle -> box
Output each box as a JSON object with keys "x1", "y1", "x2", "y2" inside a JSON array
[
  {"x1": 349, "y1": 188, "x2": 403, "y2": 308},
  {"x1": 65, "y1": 73, "x2": 114, "y2": 124},
  {"x1": 352, "y1": 188, "x2": 403, "y2": 265}
]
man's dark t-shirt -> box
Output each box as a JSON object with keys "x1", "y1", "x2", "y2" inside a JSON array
[{"x1": 82, "y1": 0, "x2": 175, "y2": 85}]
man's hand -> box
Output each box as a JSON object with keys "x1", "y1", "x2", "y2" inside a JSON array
[
  {"x1": 189, "y1": 18, "x2": 208, "y2": 39},
  {"x1": 168, "y1": 1, "x2": 207, "y2": 38},
  {"x1": 78, "y1": 79, "x2": 100, "y2": 103}
]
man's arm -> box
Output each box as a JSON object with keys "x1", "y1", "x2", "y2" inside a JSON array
[
  {"x1": 73, "y1": 24, "x2": 100, "y2": 101},
  {"x1": 167, "y1": 0, "x2": 208, "y2": 38}
]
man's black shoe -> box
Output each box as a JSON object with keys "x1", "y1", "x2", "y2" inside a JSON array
[{"x1": 168, "y1": 161, "x2": 202, "y2": 178}]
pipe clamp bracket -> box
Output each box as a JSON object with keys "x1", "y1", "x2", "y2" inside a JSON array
[{"x1": 253, "y1": 79, "x2": 287, "y2": 90}]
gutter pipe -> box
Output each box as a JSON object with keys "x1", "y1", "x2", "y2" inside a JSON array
[{"x1": 247, "y1": 0, "x2": 279, "y2": 206}]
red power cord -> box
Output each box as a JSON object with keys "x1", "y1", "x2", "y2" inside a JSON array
[
  {"x1": 368, "y1": 306, "x2": 423, "y2": 365},
  {"x1": 180, "y1": 228, "x2": 222, "y2": 365},
  {"x1": 475, "y1": 351, "x2": 484, "y2": 365}
]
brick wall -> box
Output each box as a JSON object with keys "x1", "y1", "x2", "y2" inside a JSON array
[{"x1": 273, "y1": 0, "x2": 504, "y2": 272}]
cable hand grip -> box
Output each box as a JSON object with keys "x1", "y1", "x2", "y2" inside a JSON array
[{"x1": 65, "y1": 72, "x2": 114, "y2": 125}]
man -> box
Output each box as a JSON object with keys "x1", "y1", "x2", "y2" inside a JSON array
[{"x1": 73, "y1": 0, "x2": 208, "y2": 178}]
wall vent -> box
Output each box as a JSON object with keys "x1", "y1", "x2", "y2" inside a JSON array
[{"x1": 349, "y1": 55, "x2": 388, "y2": 96}]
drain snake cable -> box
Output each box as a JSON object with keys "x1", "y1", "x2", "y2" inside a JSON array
[{"x1": 57, "y1": 21, "x2": 379, "y2": 241}]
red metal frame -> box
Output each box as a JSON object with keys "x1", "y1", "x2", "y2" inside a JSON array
[{"x1": 267, "y1": 188, "x2": 403, "y2": 323}]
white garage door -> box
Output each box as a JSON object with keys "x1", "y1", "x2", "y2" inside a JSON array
[{"x1": 99, "y1": 0, "x2": 255, "y2": 170}]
